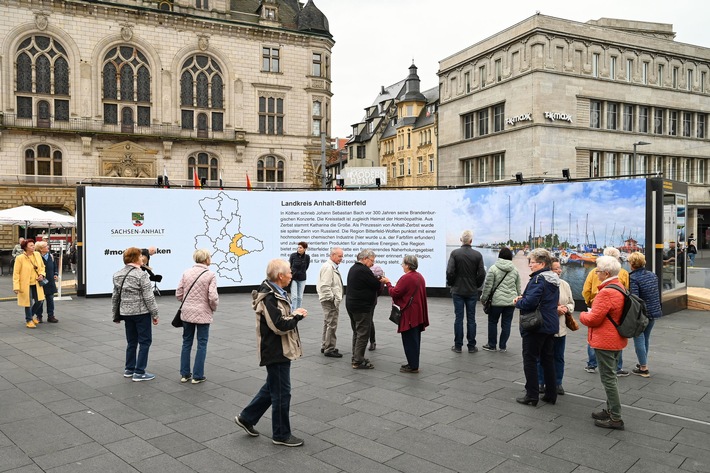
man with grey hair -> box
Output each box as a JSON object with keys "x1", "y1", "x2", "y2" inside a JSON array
[
  {"x1": 580, "y1": 255, "x2": 627, "y2": 430},
  {"x1": 345, "y1": 250, "x2": 389, "y2": 369},
  {"x1": 446, "y1": 230, "x2": 486, "y2": 353},
  {"x1": 317, "y1": 247, "x2": 344, "y2": 358}
]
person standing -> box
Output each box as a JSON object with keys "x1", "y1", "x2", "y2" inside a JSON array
[
  {"x1": 12, "y1": 237, "x2": 24, "y2": 259},
  {"x1": 346, "y1": 249, "x2": 388, "y2": 369},
  {"x1": 628, "y1": 252, "x2": 663, "y2": 378},
  {"x1": 34, "y1": 241, "x2": 59, "y2": 323},
  {"x1": 687, "y1": 239, "x2": 697, "y2": 267},
  {"x1": 582, "y1": 247, "x2": 629, "y2": 376},
  {"x1": 289, "y1": 242, "x2": 310, "y2": 309},
  {"x1": 480, "y1": 247, "x2": 521, "y2": 352},
  {"x1": 368, "y1": 264, "x2": 386, "y2": 351},
  {"x1": 446, "y1": 230, "x2": 486, "y2": 353},
  {"x1": 12, "y1": 239, "x2": 45, "y2": 328},
  {"x1": 579, "y1": 256, "x2": 627, "y2": 430},
  {"x1": 112, "y1": 247, "x2": 160, "y2": 381},
  {"x1": 235, "y1": 259, "x2": 307, "y2": 447},
  {"x1": 177, "y1": 249, "x2": 219, "y2": 384},
  {"x1": 385, "y1": 255, "x2": 429, "y2": 373},
  {"x1": 537, "y1": 257, "x2": 575, "y2": 395},
  {"x1": 514, "y1": 248, "x2": 560, "y2": 406},
  {"x1": 317, "y1": 247, "x2": 344, "y2": 358}
]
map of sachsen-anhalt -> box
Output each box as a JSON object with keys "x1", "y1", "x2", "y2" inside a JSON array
[{"x1": 195, "y1": 192, "x2": 264, "y2": 282}]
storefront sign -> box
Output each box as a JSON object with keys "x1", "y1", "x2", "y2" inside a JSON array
[
  {"x1": 506, "y1": 113, "x2": 532, "y2": 126},
  {"x1": 544, "y1": 112, "x2": 573, "y2": 123}
]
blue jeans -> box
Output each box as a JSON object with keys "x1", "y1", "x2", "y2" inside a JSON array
[
  {"x1": 537, "y1": 336, "x2": 566, "y2": 386},
  {"x1": 180, "y1": 322, "x2": 210, "y2": 379},
  {"x1": 240, "y1": 361, "x2": 292, "y2": 441},
  {"x1": 36, "y1": 289, "x2": 55, "y2": 318},
  {"x1": 587, "y1": 343, "x2": 623, "y2": 371},
  {"x1": 633, "y1": 318, "x2": 656, "y2": 366},
  {"x1": 291, "y1": 280, "x2": 305, "y2": 310},
  {"x1": 688, "y1": 253, "x2": 696, "y2": 267},
  {"x1": 123, "y1": 314, "x2": 152, "y2": 375},
  {"x1": 452, "y1": 293, "x2": 477, "y2": 349},
  {"x1": 486, "y1": 305, "x2": 515, "y2": 350},
  {"x1": 23, "y1": 285, "x2": 43, "y2": 322}
]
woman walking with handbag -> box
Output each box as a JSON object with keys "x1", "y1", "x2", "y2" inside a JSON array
[
  {"x1": 12, "y1": 238, "x2": 46, "y2": 328},
  {"x1": 176, "y1": 249, "x2": 219, "y2": 384},
  {"x1": 384, "y1": 255, "x2": 429, "y2": 373},
  {"x1": 480, "y1": 247, "x2": 521, "y2": 352},
  {"x1": 513, "y1": 248, "x2": 560, "y2": 406}
]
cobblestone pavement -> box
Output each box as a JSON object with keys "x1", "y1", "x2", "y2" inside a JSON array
[{"x1": 1, "y1": 287, "x2": 709, "y2": 472}]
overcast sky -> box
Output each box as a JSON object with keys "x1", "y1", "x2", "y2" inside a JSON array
[{"x1": 313, "y1": 0, "x2": 710, "y2": 138}]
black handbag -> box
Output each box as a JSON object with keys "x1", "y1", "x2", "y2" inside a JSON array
[
  {"x1": 173, "y1": 270, "x2": 209, "y2": 328},
  {"x1": 389, "y1": 291, "x2": 414, "y2": 325},
  {"x1": 519, "y1": 308, "x2": 543, "y2": 331},
  {"x1": 481, "y1": 270, "x2": 510, "y2": 315}
]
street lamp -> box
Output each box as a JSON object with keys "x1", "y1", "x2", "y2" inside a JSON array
[{"x1": 633, "y1": 141, "x2": 651, "y2": 175}]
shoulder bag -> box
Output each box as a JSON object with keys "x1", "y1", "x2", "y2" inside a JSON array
[
  {"x1": 25, "y1": 254, "x2": 49, "y2": 286},
  {"x1": 113, "y1": 267, "x2": 136, "y2": 322},
  {"x1": 482, "y1": 270, "x2": 510, "y2": 315},
  {"x1": 172, "y1": 270, "x2": 209, "y2": 328},
  {"x1": 389, "y1": 289, "x2": 415, "y2": 326},
  {"x1": 518, "y1": 276, "x2": 545, "y2": 332}
]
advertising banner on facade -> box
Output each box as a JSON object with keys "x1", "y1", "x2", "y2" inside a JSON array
[{"x1": 81, "y1": 179, "x2": 647, "y2": 296}]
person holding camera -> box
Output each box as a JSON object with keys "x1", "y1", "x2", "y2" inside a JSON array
[{"x1": 12, "y1": 238, "x2": 46, "y2": 329}]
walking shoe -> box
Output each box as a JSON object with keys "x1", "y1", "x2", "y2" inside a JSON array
[
  {"x1": 557, "y1": 385, "x2": 565, "y2": 395},
  {"x1": 482, "y1": 344, "x2": 496, "y2": 351},
  {"x1": 123, "y1": 370, "x2": 134, "y2": 378},
  {"x1": 191, "y1": 377, "x2": 206, "y2": 384},
  {"x1": 368, "y1": 342, "x2": 376, "y2": 351},
  {"x1": 324, "y1": 350, "x2": 343, "y2": 358},
  {"x1": 468, "y1": 346, "x2": 478, "y2": 353},
  {"x1": 516, "y1": 396, "x2": 538, "y2": 406},
  {"x1": 594, "y1": 418, "x2": 624, "y2": 430},
  {"x1": 272, "y1": 435, "x2": 304, "y2": 447},
  {"x1": 352, "y1": 360, "x2": 375, "y2": 369},
  {"x1": 632, "y1": 368, "x2": 650, "y2": 378},
  {"x1": 32, "y1": 315, "x2": 40, "y2": 325},
  {"x1": 132, "y1": 372, "x2": 156, "y2": 382},
  {"x1": 591, "y1": 409, "x2": 611, "y2": 420},
  {"x1": 399, "y1": 365, "x2": 419, "y2": 373},
  {"x1": 234, "y1": 416, "x2": 260, "y2": 437},
  {"x1": 180, "y1": 374, "x2": 192, "y2": 383},
  {"x1": 47, "y1": 316, "x2": 58, "y2": 323},
  {"x1": 538, "y1": 384, "x2": 545, "y2": 393},
  {"x1": 498, "y1": 348, "x2": 507, "y2": 352},
  {"x1": 26, "y1": 320, "x2": 36, "y2": 329},
  {"x1": 584, "y1": 366, "x2": 597, "y2": 374},
  {"x1": 451, "y1": 345, "x2": 462, "y2": 353},
  {"x1": 321, "y1": 348, "x2": 325, "y2": 353},
  {"x1": 616, "y1": 369, "x2": 630, "y2": 377}
]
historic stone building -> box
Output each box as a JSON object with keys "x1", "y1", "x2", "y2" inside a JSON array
[
  {"x1": 437, "y1": 15, "x2": 710, "y2": 246},
  {"x1": 0, "y1": 0, "x2": 333, "y2": 246},
  {"x1": 346, "y1": 64, "x2": 438, "y2": 188}
]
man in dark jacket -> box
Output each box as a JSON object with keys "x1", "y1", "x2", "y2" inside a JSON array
[
  {"x1": 346, "y1": 249, "x2": 389, "y2": 369},
  {"x1": 35, "y1": 241, "x2": 59, "y2": 323},
  {"x1": 446, "y1": 230, "x2": 486, "y2": 353},
  {"x1": 235, "y1": 259, "x2": 308, "y2": 447}
]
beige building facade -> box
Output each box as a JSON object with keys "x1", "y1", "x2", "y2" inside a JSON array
[
  {"x1": 437, "y1": 15, "x2": 710, "y2": 246},
  {"x1": 0, "y1": 0, "x2": 333, "y2": 247}
]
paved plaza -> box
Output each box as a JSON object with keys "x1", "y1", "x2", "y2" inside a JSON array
[{"x1": 1, "y1": 280, "x2": 710, "y2": 472}]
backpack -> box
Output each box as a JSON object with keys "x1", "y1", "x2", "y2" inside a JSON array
[{"x1": 605, "y1": 284, "x2": 650, "y2": 338}]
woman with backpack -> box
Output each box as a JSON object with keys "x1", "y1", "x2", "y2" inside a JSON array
[
  {"x1": 628, "y1": 252, "x2": 663, "y2": 378},
  {"x1": 480, "y1": 247, "x2": 521, "y2": 352}
]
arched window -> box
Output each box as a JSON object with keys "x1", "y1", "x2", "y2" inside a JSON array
[
  {"x1": 187, "y1": 152, "x2": 218, "y2": 182},
  {"x1": 25, "y1": 144, "x2": 62, "y2": 176},
  {"x1": 257, "y1": 155, "x2": 284, "y2": 185},
  {"x1": 180, "y1": 55, "x2": 224, "y2": 133},
  {"x1": 15, "y1": 35, "x2": 70, "y2": 122},
  {"x1": 102, "y1": 46, "x2": 151, "y2": 127}
]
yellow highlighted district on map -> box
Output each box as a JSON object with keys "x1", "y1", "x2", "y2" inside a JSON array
[{"x1": 229, "y1": 233, "x2": 250, "y2": 256}]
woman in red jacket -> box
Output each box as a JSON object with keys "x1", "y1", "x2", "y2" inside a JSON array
[
  {"x1": 386, "y1": 255, "x2": 429, "y2": 373},
  {"x1": 579, "y1": 255, "x2": 627, "y2": 430}
]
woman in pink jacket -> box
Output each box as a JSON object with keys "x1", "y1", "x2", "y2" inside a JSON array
[
  {"x1": 579, "y1": 255, "x2": 627, "y2": 431},
  {"x1": 177, "y1": 249, "x2": 219, "y2": 384}
]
